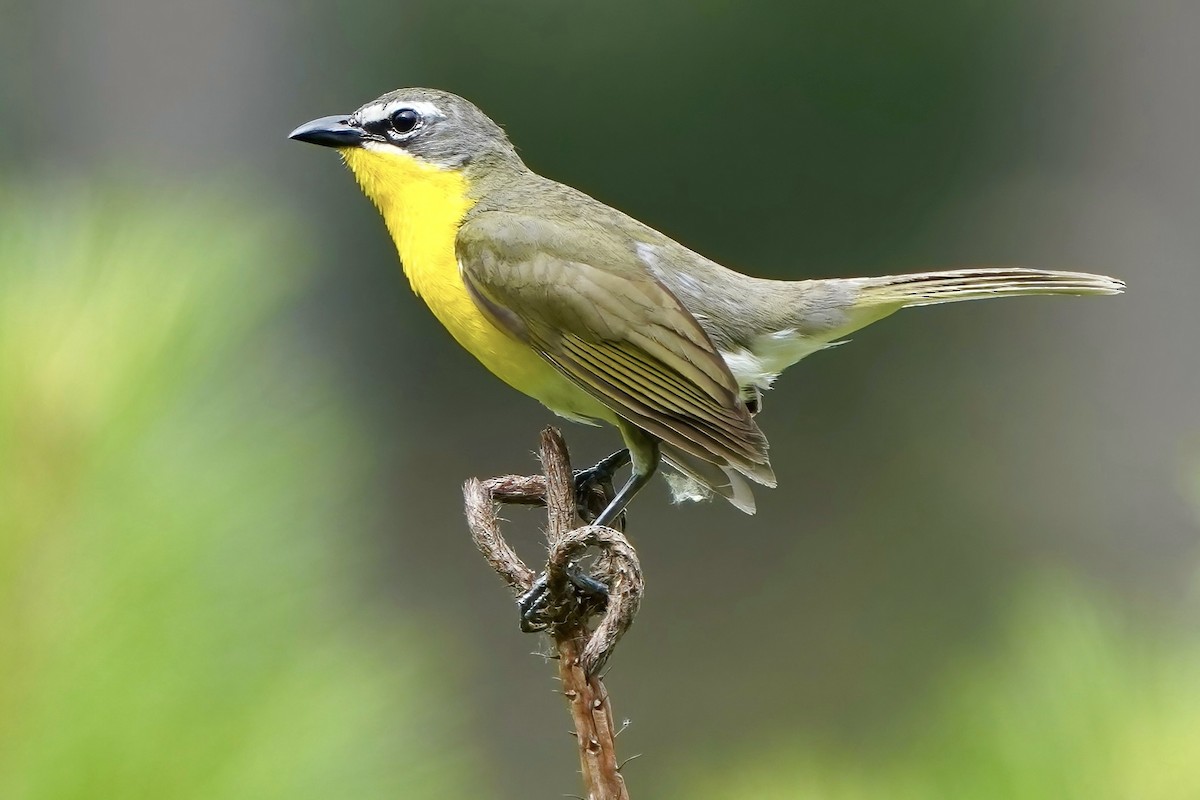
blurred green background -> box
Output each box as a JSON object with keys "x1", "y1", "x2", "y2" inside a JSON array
[{"x1": 2, "y1": 1, "x2": 1198, "y2": 797}]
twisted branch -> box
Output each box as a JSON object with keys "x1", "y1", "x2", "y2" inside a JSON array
[{"x1": 464, "y1": 428, "x2": 642, "y2": 800}]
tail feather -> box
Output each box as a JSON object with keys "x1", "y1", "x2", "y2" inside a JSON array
[
  {"x1": 658, "y1": 441, "x2": 767, "y2": 515},
  {"x1": 853, "y1": 268, "x2": 1125, "y2": 308},
  {"x1": 671, "y1": 267, "x2": 1123, "y2": 514}
]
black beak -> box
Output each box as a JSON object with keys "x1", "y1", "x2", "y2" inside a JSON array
[{"x1": 288, "y1": 115, "x2": 366, "y2": 148}]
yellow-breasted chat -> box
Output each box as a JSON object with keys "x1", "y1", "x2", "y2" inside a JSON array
[{"x1": 290, "y1": 88, "x2": 1123, "y2": 528}]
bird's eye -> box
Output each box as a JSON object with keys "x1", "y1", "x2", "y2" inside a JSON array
[{"x1": 390, "y1": 108, "x2": 420, "y2": 134}]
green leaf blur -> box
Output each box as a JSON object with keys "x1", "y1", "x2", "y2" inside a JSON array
[
  {"x1": 0, "y1": 183, "x2": 477, "y2": 799},
  {"x1": 3, "y1": 2, "x2": 1196, "y2": 795},
  {"x1": 668, "y1": 578, "x2": 1200, "y2": 799}
]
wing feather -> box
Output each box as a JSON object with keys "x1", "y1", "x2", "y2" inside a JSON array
[
  {"x1": 554, "y1": 338, "x2": 764, "y2": 463},
  {"x1": 456, "y1": 213, "x2": 772, "y2": 481}
]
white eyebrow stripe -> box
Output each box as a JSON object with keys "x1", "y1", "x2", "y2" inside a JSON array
[{"x1": 359, "y1": 99, "x2": 446, "y2": 124}]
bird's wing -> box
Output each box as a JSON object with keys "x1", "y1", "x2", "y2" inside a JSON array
[{"x1": 456, "y1": 212, "x2": 773, "y2": 483}]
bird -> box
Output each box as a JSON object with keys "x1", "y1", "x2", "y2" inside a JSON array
[{"x1": 290, "y1": 88, "x2": 1124, "y2": 528}]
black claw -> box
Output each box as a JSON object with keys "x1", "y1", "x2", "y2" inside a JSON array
[
  {"x1": 573, "y1": 449, "x2": 631, "y2": 523},
  {"x1": 518, "y1": 573, "x2": 550, "y2": 632},
  {"x1": 565, "y1": 563, "x2": 610, "y2": 600},
  {"x1": 517, "y1": 563, "x2": 609, "y2": 632},
  {"x1": 574, "y1": 449, "x2": 630, "y2": 488}
]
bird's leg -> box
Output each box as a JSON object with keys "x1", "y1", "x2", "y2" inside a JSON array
[
  {"x1": 592, "y1": 465, "x2": 655, "y2": 528},
  {"x1": 593, "y1": 439, "x2": 660, "y2": 528}
]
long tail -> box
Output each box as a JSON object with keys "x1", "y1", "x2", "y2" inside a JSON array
[
  {"x1": 852, "y1": 267, "x2": 1125, "y2": 308},
  {"x1": 675, "y1": 267, "x2": 1124, "y2": 515},
  {"x1": 823, "y1": 267, "x2": 1125, "y2": 338}
]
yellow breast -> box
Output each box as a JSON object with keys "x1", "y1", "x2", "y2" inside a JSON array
[{"x1": 340, "y1": 147, "x2": 612, "y2": 423}]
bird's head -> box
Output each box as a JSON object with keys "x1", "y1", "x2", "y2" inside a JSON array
[{"x1": 290, "y1": 88, "x2": 523, "y2": 201}]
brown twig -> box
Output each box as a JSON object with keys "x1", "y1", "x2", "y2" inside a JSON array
[{"x1": 464, "y1": 428, "x2": 642, "y2": 800}]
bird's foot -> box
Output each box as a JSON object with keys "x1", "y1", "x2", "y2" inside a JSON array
[
  {"x1": 518, "y1": 563, "x2": 609, "y2": 632},
  {"x1": 573, "y1": 449, "x2": 630, "y2": 524},
  {"x1": 516, "y1": 449, "x2": 630, "y2": 631}
]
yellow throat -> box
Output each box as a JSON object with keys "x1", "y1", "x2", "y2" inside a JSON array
[{"x1": 339, "y1": 147, "x2": 613, "y2": 424}]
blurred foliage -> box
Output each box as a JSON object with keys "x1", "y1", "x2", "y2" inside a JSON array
[
  {"x1": 2, "y1": 1, "x2": 1195, "y2": 795},
  {"x1": 0, "y1": 182, "x2": 478, "y2": 799},
  {"x1": 668, "y1": 577, "x2": 1200, "y2": 799},
  {"x1": 392, "y1": 0, "x2": 1027, "y2": 271}
]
